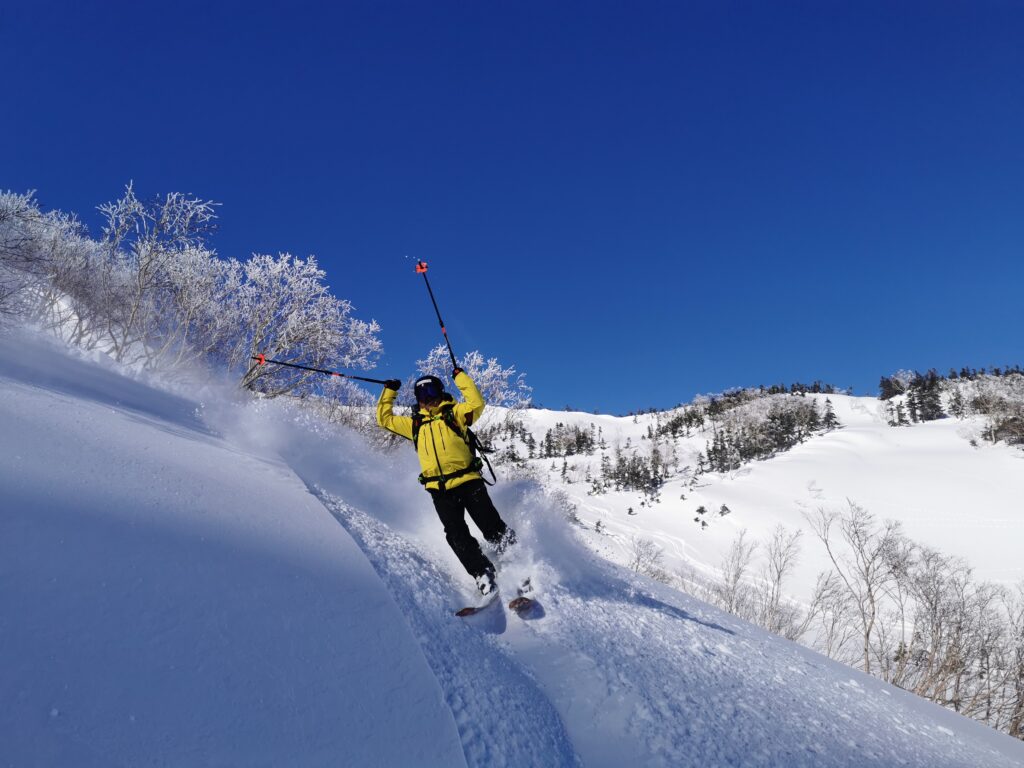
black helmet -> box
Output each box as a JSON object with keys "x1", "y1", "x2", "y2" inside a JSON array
[{"x1": 414, "y1": 375, "x2": 445, "y2": 402}]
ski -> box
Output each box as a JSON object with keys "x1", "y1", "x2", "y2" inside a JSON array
[
  {"x1": 508, "y1": 578, "x2": 537, "y2": 616},
  {"x1": 507, "y1": 596, "x2": 534, "y2": 615},
  {"x1": 455, "y1": 590, "x2": 499, "y2": 617},
  {"x1": 457, "y1": 578, "x2": 536, "y2": 617}
]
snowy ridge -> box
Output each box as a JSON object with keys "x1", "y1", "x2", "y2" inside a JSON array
[{"x1": 2, "y1": 329, "x2": 1023, "y2": 766}]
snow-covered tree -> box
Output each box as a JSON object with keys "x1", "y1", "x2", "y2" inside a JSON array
[
  {"x1": 95, "y1": 184, "x2": 220, "y2": 363},
  {"x1": 714, "y1": 529, "x2": 758, "y2": 619},
  {"x1": 806, "y1": 503, "x2": 906, "y2": 676},
  {"x1": 627, "y1": 536, "x2": 668, "y2": 582},
  {"x1": 0, "y1": 192, "x2": 43, "y2": 317},
  {"x1": 416, "y1": 344, "x2": 532, "y2": 409},
  {"x1": 964, "y1": 374, "x2": 1024, "y2": 445},
  {"x1": 0, "y1": 192, "x2": 97, "y2": 332},
  {"x1": 233, "y1": 253, "x2": 382, "y2": 397},
  {"x1": 823, "y1": 398, "x2": 840, "y2": 430},
  {"x1": 150, "y1": 246, "x2": 240, "y2": 368},
  {"x1": 755, "y1": 527, "x2": 804, "y2": 639},
  {"x1": 0, "y1": 188, "x2": 386, "y2": 401},
  {"x1": 879, "y1": 370, "x2": 916, "y2": 400}
]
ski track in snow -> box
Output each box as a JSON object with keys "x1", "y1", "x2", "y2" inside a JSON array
[{"x1": 307, "y1": 488, "x2": 580, "y2": 768}]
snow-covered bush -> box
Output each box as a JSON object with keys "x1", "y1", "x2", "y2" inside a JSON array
[{"x1": 962, "y1": 374, "x2": 1024, "y2": 445}]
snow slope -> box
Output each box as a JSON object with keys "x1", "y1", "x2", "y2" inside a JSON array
[
  {"x1": 2, "y1": 329, "x2": 1023, "y2": 767},
  {"x1": 0, "y1": 332, "x2": 468, "y2": 767}
]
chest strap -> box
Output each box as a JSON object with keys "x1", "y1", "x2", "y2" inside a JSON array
[{"x1": 418, "y1": 457, "x2": 486, "y2": 490}]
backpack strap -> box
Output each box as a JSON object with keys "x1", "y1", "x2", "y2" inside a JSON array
[
  {"x1": 411, "y1": 402, "x2": 458, "y2": 450},
  {"x1": 411, "y1": 411, "x2": 425, "y2": 450},
  {"x1": 441, "y1": 405, "x2": 497, "y2": 483}
]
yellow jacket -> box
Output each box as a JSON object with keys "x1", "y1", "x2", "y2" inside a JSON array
[{"x1": 377, "y1": 371, "x2": 485, "y2": 492}]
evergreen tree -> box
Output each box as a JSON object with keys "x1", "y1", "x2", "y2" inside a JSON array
[
  {"x1": 915, "y1": 370, "x2": 945, "y2": 421},
  {"x1": 895, "y1": 401, "x2": 910, "y2": 426},
  {"x1": 948, "y1": 389, "x2": 966, "y2": 419},
  {"x1": 823, "y1": 398, "x2": 840, "y2": 430},
  {"x1": 879, "y1": 376, "x2": 904, "y2": 400},
  {"x1": 907, "y1": 390, "x2": 920, "y2": 423}
]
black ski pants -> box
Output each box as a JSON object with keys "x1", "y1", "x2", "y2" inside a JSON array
[{"x1": 428, "y1": 479, "x2": 515, "y2": 578}]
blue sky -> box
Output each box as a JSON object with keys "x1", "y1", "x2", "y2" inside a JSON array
[{"x1": 3, "y1": 1, "x2": 1022, "y2": 413}]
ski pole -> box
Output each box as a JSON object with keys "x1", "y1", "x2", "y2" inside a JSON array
[
  {"x1": 251, "y1": 354, "x2": 392, "y2": 385},
  {"x1": 415, "y1": 260, "x2": 458, "y2": 369}
]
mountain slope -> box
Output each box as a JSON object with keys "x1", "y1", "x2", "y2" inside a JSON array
[
  {"x1": 506, "y1": 396, "x2": 1024, "y2": 597},
  {"x1": 2, "y1": 329, "x2": 1022, "y2": 767}
]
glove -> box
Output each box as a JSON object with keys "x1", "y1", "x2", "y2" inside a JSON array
[
  {"x1": 384, "y1": 379, "x2": 401, "y2": 391},
  {"x1": 452, "y1": 367, "x2": 464, "y2": 378}
]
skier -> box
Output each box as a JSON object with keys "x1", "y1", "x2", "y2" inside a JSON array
[{"x1": 377, "y1": 369, "x2": 516, "y2": 598}]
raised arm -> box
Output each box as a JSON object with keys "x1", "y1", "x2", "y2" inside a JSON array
[
  {"x1": 452, "y1": 370, "x2": 485, "y2": 426},
  {"x1": 376, "y1": 383, "x2": 414, "y2": 439}
]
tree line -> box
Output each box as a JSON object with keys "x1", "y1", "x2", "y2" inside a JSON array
[
  {"x1": 0, "y1": 188, "x2": 382, "y2": 397},
  {"x1": 880, "y1": 367, "x2": 1024, "y2": 446},
  {"x1": 491, "y1": 389, "x2": 843, "y2": 508},
  {"x1": 698, "y1": 397, "x2": 840, "y2": 473},
  {"x1": 657, "y1": 388, "x2": 841, "y2": 474}
]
